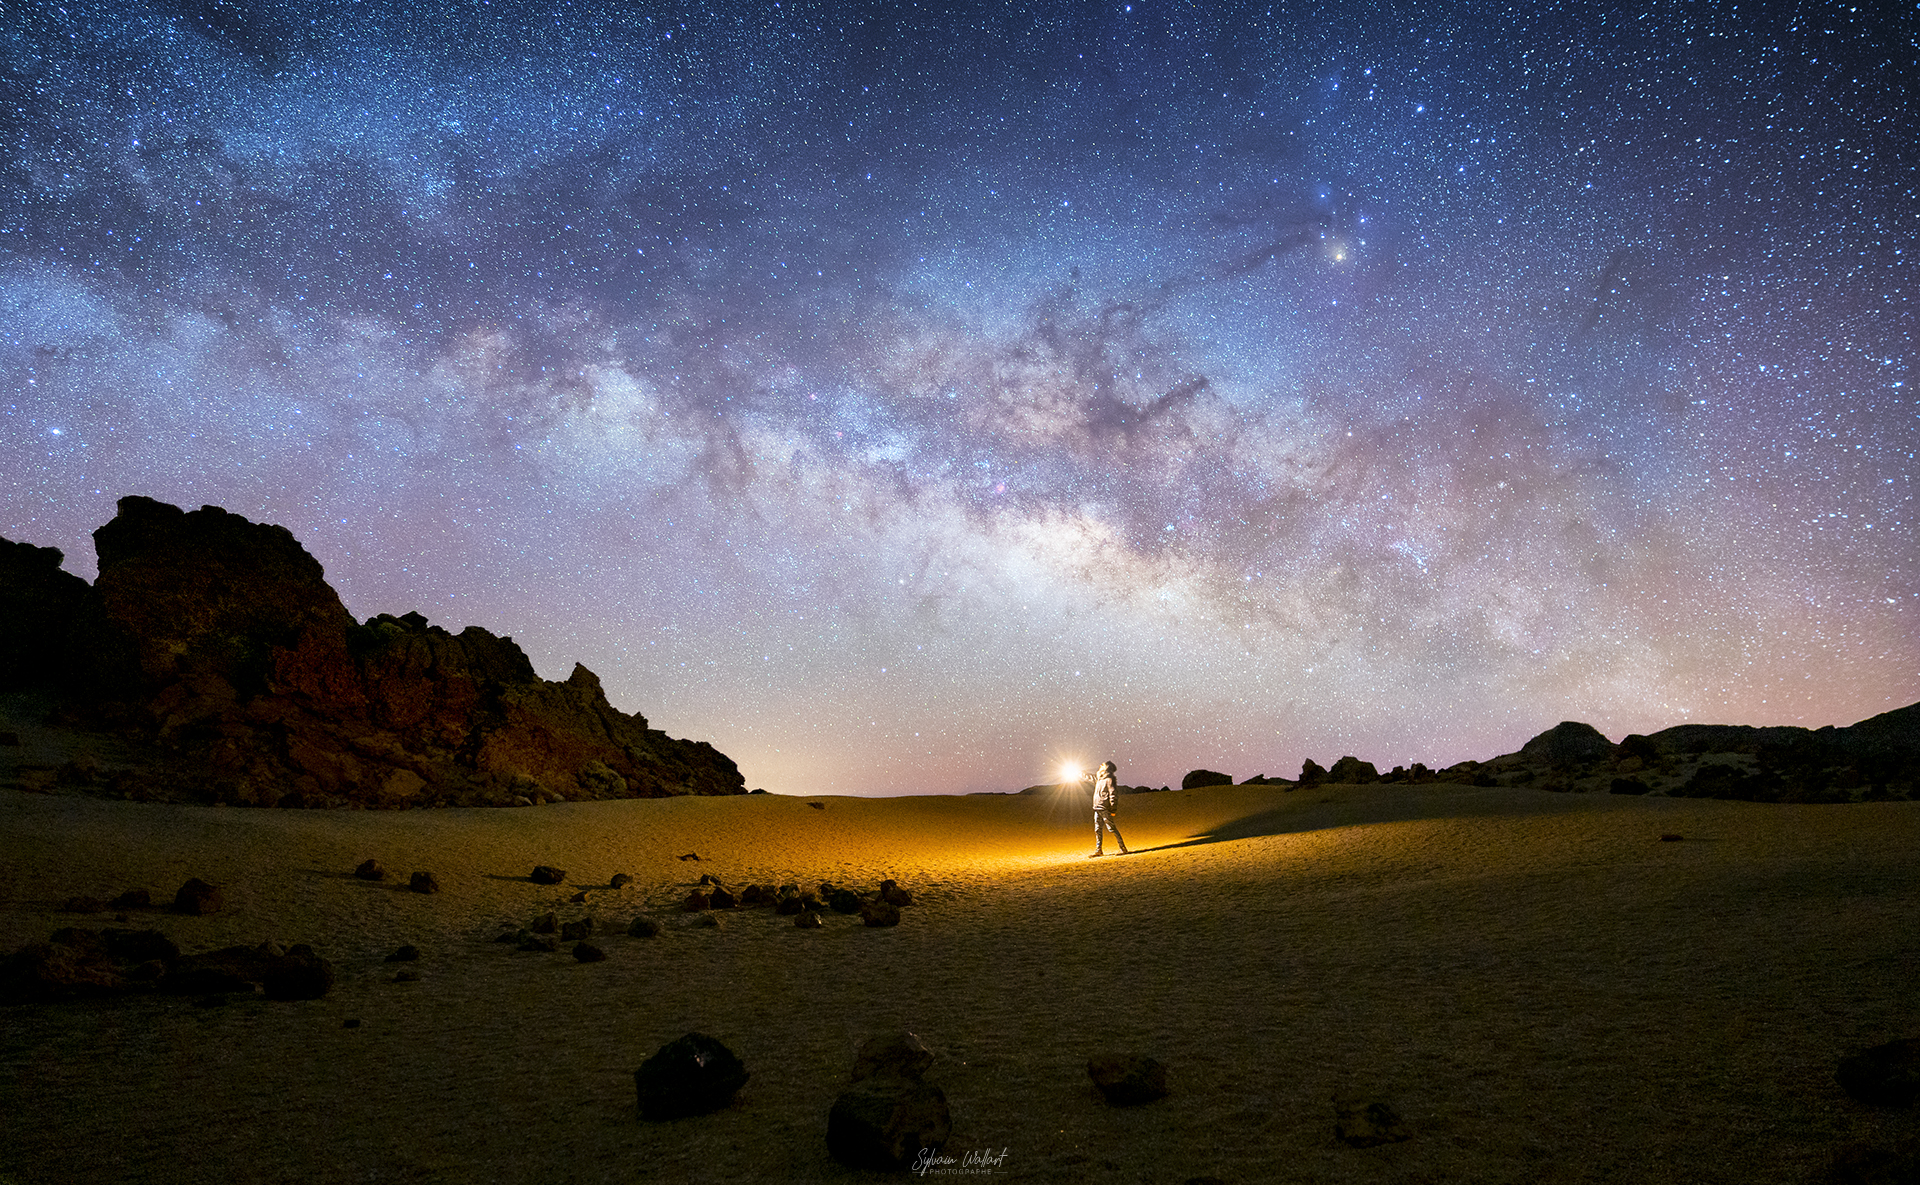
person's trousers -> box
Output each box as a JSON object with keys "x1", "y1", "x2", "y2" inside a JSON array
[{"x1": 1093, "y1": 807, "x2": 1126, "y2": 853}]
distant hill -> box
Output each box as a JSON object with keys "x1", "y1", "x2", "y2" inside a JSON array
[{"x1": 0, "y1": 496, "x2": 744, "y2": 807}]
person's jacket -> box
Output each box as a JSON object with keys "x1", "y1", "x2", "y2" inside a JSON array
[{"x1": 1092, "y1": 771, "x2": 1118, "y2": 811}]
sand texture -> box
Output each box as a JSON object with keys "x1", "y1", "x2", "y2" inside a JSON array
[{"x1": 2, "y1": 784, "x2": 1917, "y2": 1183}]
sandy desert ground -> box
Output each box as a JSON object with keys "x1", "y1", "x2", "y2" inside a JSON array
[{"x1": 1, "y1": 782, "x2": 1916, "y2": 1184}]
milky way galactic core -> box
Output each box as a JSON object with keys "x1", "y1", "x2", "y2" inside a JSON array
[{"x1": 4, "y1": 2, "x2": 1913, "y2": 794}]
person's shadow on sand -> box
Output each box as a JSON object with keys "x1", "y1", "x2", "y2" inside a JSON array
[{"x1": 1134, "y1": 804, "x2": 1309, "y2": 853}]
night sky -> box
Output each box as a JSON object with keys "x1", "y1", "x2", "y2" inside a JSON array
[{"x1": 4, "y1": 2, "x2": 1914, "y2": 795}]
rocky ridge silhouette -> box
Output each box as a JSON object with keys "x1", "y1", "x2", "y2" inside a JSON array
[{"x1": 1, "y1": 496, "x2": 744, "y2": 807}]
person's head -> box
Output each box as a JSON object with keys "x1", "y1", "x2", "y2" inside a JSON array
[{"x1": 1099, "y1": 761, "x2": 1116, "y2": 775}]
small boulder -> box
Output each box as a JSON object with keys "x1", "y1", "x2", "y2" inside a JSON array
[
  {"x1": 683, "y1": 890, "x2": 712, "y2": 912},
  {"x1": 353, "y1": 859, "x2": 386, "y2": 881},
  {"x1": 1327, "y1": 755, "x2": 1380, "y2": 784},
  {"x1": 530, "y1": 865, "x2": 566, "y2": 885},
  {"x1": 384, "y1": 945, "x2": 420, "y2": 963},
  {"x1": 1087, "y1": 1053, "x2": 1168, "y2": 1105},
  {"x1": 690, "y1": 913, "x2": 723, "y2": 929},
  {"x1": 829, "y1": 889, "x2": 863, "y2": 914},
  {"x1": 827, "y1": 1076, "x2": 952, "y2": 1170},
  {"x1": 808, "y1": 801, "x2": 826, "y2": 810},
  {"x1": 1297, "y1": 758, "x2": 1328, "y2": 786},
  {"x1": 560, "y1": 919, "x2": 593, "y2": 942},
  {"x1": 261, "y1": 945, "x2": 334, "y2": 1001},
  {"x1": 609, "y1": 873, "x2": 633, "y2": 890},
  {"x1": 698, "y1": 873, "x2": 724, "y2": 886},
  {"x1": 1837, "y1": 1037, "x2": 1920, "y2": 1107},
  {"x1": 627, "y1": 917, "x2": 661, "y2": 938},
  {"x1": 851, "y1": 1031, "x2": 935, "y2": 1083},
  {"x1": 101, "y1": 928, "x2": 178, "y2": 963},
  {"x1": 569, "y1": 890, "x2": 592, "y2": 903},
  {"x1": 572, "y1": 942, "x2": 606, "y2": 963},
  {"x1": 408, "y1": 871, "x2": 439, "y2": 894},
  {"x1": 108, "y1": 889, "x2": 151, "y2": 910},
  {"x1": 1333, "y1": 1097, "x2": 1410, "y2": 1147},
  {"x1": 708, "y1": 887, "x2": 738, "y2": 910},
  {"x1": 775, "y1": 895, "x2": 807, "y2": 916},
  {"x1": 879, "y1": 879, "x2": 914, "y2": 907},
  {"x1": 172, "y1": 878, "x2": 223, "y2": 916},
  {"x1": 633, "y1": 1032, "x2": 749, "y2": 1120},
  {"x1": 530, "y1": 911, "x2": 558, "y2": 934},
  {"x1": 794, "y1": 911, "x2": 824, "y2": 929},
  {"x1": 1181, "y1": 769, "x2": 1233, "y2": 790},
  {"x1": 860, "y1": 901, "x2": 901, "y2": 928},
  {"x1": 677, "y1": 853, "x2": 701, "y2": 862},
  {"x1": 739, "y1": 884, "x2": 776, "y2": 906}
]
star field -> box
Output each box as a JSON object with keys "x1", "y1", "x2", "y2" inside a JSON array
[{"x1": 4, "y1": 1, "x2": 1914, "y2": 794}]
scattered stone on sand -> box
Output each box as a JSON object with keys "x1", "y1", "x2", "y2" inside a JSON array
[
  {"x1": 530, "y1": 911, "x2": 558, "y2": 934},
  {"x1": 879, "y1": 879, "x2": 914, "y2": 907},
  {"x1": 809, "y1": 801, "x2": 826, "y2": 810},
  {"x1": 683, "y1": 890, "x2": 712, "y2": 912},
  {"x1": 384, "y1": 945, "x2": 420, "y2": 963},
  {"x1": 569, "y1": 889, "x2": 592, "y2": 903},
  {"x1": 408, "y1": 871, "x2": 440, "y2": 894},
  {"x1": 261, "y1": 945, "x2": 335, "y2": 1001},
  {"x1": 851, "y1": 1031, "x2": 935, "y2": 1083},
  {"x1": 109, "y1": 889, "x2": 151, "y2": 910},
  {"x1": 829, "y1": 889, "x2": 863, "y2": 914},
  {"x1": 609, "y1": 873, "x2": 633, "y2": 890},
  {"x1": 794, "y1": 911, "x2": 824, "y2": 929},
  {"x1": 1660, "y1": 833, "x2": 1685, "y2": 842},
  {"x1": 860, "y1": 900, "x2": 901, "y2": 928},
  {"x1": 627, "y1": 917, "x2": 661, "y2": 938},
  {"x1": 690, "y1": 912, "x2": 723, "y2": 929},
  {"x1": 708, "y1": 886, "x2": 738, "y2": 910},
  {"x1": 560, "y1": 919, "x2": 593, "y2": 941},
  {"x1": 517, "y1": 935, "x2": 559, "y2": 953},
  {"x1": 61, "y1": 896, "x2": 106, "y2": 914},
  {"x1": 677, "y1": 853, "x2": 700, "y2": 862},
  {"x1": 632, "y1": 1032, "x2": 749, "y2": 1120},
  {"x1": 1333, "y1": 1097, "x2": 1411, "y2": 1147},
  {"x1": 572, "y1": 942, "x2": 606, "y2": 963},
  {"x1": 342, "y1": 1018, "x2": 362, "y2": 1028},
  {"x1": 1837, "y1": 1037, "x2": 1920, "y2": 1107},
  {"x1": 827, "y1": 1075, "x2": 952, "y2": 1170},
  {"x1": 353, "y1": 859, "x2": 386, "y2": 881},
  {"x1": 739, "y1": 884, "x2": 775, "y2": 906},
  {"x1": 1087, "y1": 1054, "x2": 1169, "y2": 1105},
  {"x1": 172, "y1": 878, "x2": 223, "y2": 915},
  {"x1": 775, "y1": 894, "x2": 806, "y2": 916},
  {"x1": 530, "y1": 865, "x2": 566, "y2": 885}
]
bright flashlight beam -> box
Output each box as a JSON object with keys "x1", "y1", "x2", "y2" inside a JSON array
[{"x1": 1060, "y1": 763, "x2": 1083, "y2": 784}]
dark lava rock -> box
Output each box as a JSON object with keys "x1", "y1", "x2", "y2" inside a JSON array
[
  {"x1": 829, "y1": 889, "x2": 863, "y2": 915},
  {"x1": 827, "y1": 1076, "x2": 952, "y2": 1170},
  {"x1": 1521, "y1": 721, "x2": 1617, "y2": 767},
  {"x1": 569, "y1": 889, "x2": 592, "y2": 904},
  {"x1": 530, "y1": 911, "x2": 558, "y2": 934},
  {"x1": 261, "y1": 945, "x2": 334, "y2": 1001},
  {"x1": 627, "y1": 917, "x2": 661, "y2": 938},
  {"x1": 683, "y1": 890, "x2": 712, "y2": 912},
  {"x1": 572, "y1": 942, "x2": 606, "y2": 963},
  {"x1": 0, "y1": 537, "x2": 89, "y2": 692},
  {"x1": 633, "y1": 1032, "x2": 749, "y2": 1120},
  {"x1": 1181, "y1": 769, "x2": 1233, "y2": 790},
  {"x1": 108, "y1": 889, "x2": 151, "y2": 910},
  {"x1": 678, "y1": 853, "x2": 700, "y2": 862},
  {"x1": 775, "y1": 894, "x2": 806, "y2": 916},
  {"x1": 1837, "y1": 1038, "x2": 1920, "y2": 1107},
  {"x1": 408, "y1": 871, "x2": 439, "y2": 894},
  {"x1": 391, "y1": 969, "x2": 421, "y2": 983},
  {"x1": 1297, "y1": 758, "x2": 1328, "y2": 786},
  {"x1": 102, "y1": 928, "x2": 179, "y2": 963},
  {"x1": 738, "y1": 884, "x2": 775, "y2": 906},
  {"x1": 354, "y1": 859, "x2": 386, "y2": 881},
  {"x1": 61, "y1": 896, "x2": 106, "y2": 914},
  {"x1": 794, "y1": 911, "x2": 824, "y2": 929},
  {"x1": 708, "y1": 887, "x2": 738, "y2": 910},
  {"x1": 1334, "y1": 1098, "x2": 1410, "y2": 1147},
  {"x1": 2, "y1": 934, "x2": 125, "y2": 1001},
  {"x1": 1660, "y1": 833, "x2": 1685, "y2": 842},
  {"x1": 698, "y1": 873, "x2": 724, "y2": 886},
  {"x1": 851, "y1": 1031, "x2": 935, "y2": 1083},
  {"x1": 530, "y1": 865, "x2": 566, "y2": 885},
  {"x1": 1327, "y1": 755, "x2": 1380, "y2": 784},
  {"x1": 609, "y1": 873, "x2": 633, "y2": 890},
  {"x1": 343, "y1": 1017, "x2": 362, "y2": 1028},
  {"x1": 172, "y1": 878, "x2": 223, "y2": 915},
  {"x1": 384, "y1": 945, "x2": 420, "y2": 963},
  {"x1": 1087, "y1": 1053, "x2": 1168, "y2": 1105},
  {"x1": 879, "y1": 879, "x2": 914, "y2": 907},
  {"x1": 860, "y1": 901, "x2": 902, "y2": 928},
  {"x1": 560, "y1": 919, "x2": 593, "y2": 941}
]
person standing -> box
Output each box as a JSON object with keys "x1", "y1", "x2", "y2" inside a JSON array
[{"x1": 1085, "y1": 760, "x2": 1129, "y2": 857}]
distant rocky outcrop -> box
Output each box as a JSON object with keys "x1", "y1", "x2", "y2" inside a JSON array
[{"x1": 0, "y1": 496, "x2": 745, "y2": 807}]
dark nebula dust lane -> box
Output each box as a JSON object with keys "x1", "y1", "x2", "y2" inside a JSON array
[{"x1": 4, "y1": 1, "x2": 1914, "y2": 793}]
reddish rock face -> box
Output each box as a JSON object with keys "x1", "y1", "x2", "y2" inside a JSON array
[{"x1": 12, "y1": 496, "x2": 744, "y2": 807}]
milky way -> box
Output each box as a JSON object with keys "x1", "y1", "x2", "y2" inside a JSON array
[{"x1": 4, "y1": 2, "x2": 1914, "y2": 794}]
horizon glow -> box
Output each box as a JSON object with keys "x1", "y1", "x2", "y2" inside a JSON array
[{"x1": 3, "y1": 2, "x2": 1914, "y2": 795}]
